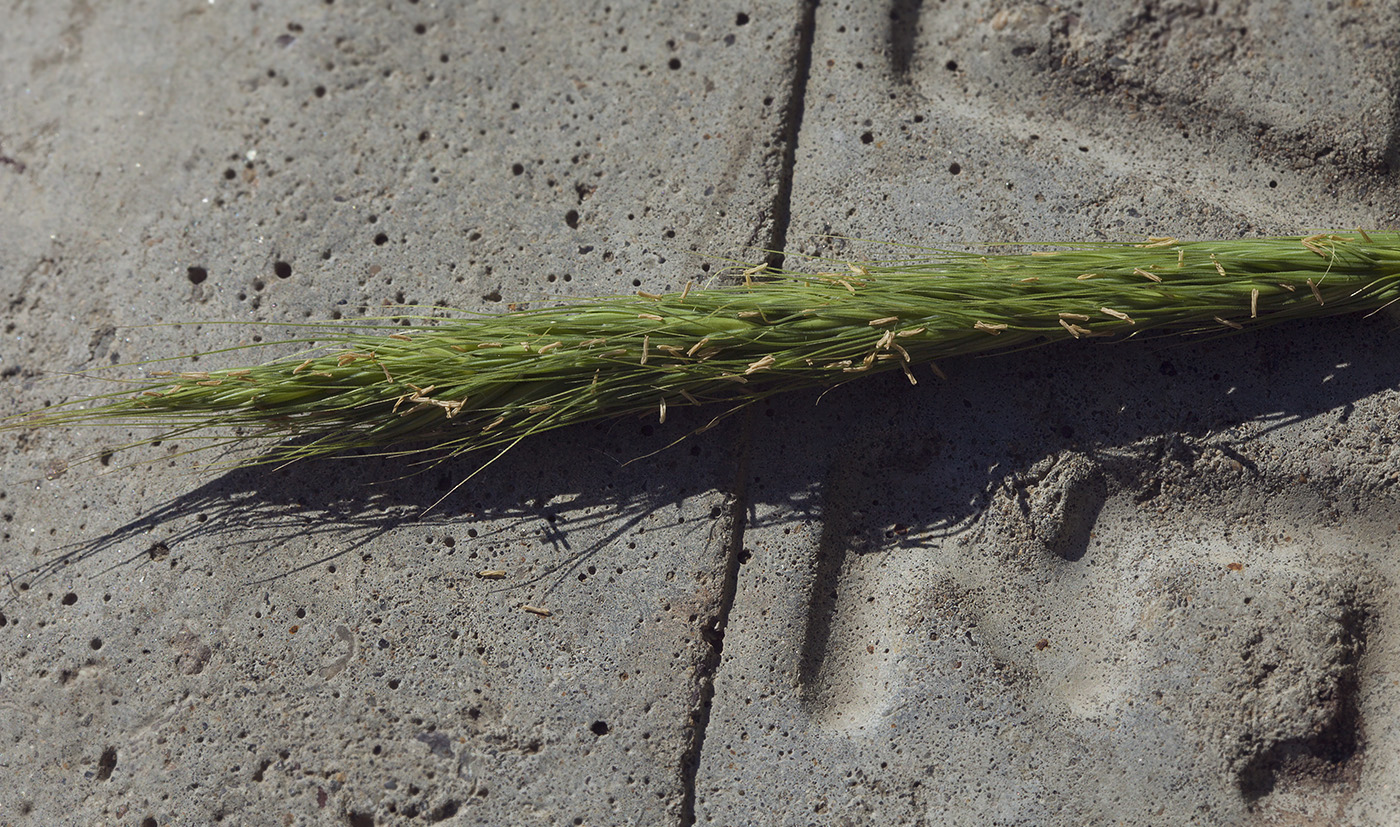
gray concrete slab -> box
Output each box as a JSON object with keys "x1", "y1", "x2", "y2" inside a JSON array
[
  {"x1": 8, "y1": 1, "x2": 1400, "y2": 826},
  {"x1": 696, "y1": 2, "x2": 1400, "y2": 825},
  {"x1": 0, "y1": 2, "x2": 803, "y2": 824}
]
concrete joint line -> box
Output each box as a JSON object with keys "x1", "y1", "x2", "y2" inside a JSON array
[
  {"x1": 678, "y1": 7, "x2": 819, "y2": 821},
  {"x1": 762, "y1": 0, "x2": 820, "y2": 272},
  {"x1": 677, "y1": 407, "x2": 755, "y2": 826}
]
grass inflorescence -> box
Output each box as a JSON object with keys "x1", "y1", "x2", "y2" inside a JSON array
[{"x1": 11, "y1": 232, "x2": 1400, "y2": 468}]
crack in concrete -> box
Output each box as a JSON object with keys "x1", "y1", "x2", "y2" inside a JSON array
[
  {"x1": 677, "y1": 4, "x2": 817, "y2": 822},
  {"x1": 676, "y1": 407, "x2": 754, "y2": 826},
  {"x1": 762, "y1": 0, "x2": 820, "y2": 273}
]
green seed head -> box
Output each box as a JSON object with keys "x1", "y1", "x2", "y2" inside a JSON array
[{"x1": 11, "y1": 232, "x2": 1400, "y2": 468}]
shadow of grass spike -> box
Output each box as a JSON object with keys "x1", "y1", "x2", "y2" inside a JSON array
[{"x1": 8, "y1": 232, "x2": 1400, "y2": 476}]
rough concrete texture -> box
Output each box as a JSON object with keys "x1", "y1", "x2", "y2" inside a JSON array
[
  {"x1": 1, "y1": 2, "x2": 797, "y2": 824},
  {"x1": 3, "y1": 1, "x2": 1400, "y2": 826},
  {"x1": 696, "y1": 2, "x2": 1400, "y2": 825}
]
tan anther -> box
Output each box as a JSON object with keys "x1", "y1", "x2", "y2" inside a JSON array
[
  {"x1": 868, "y1": 316, "x2": 899, "y2": 326},
  {"x1": 1100, "y1": 307, "x2": 1134, "y2": 324},
  {"x1": 1059, "y1": 319, "x2": 1084, "y2": 338},
  {"x1": 638, "y1": 313, "x2": 664, "y2": 322},
  {"x1": 687, "y1": 338, "x2": 712, "y2": 357},
  {"x1": 1211, "y1": 254, "x2": 1226, "y2": 278},
  {"x1": 1133, "y1": 267, "x2": 1162, "y2": 283},
  {"x1": 974, "y1": 321, "x2": 1007, "y2": 334},
  {"x1": 745, "y1": 355, "x2": 776, "y2": 375},
  {"x1": 1250, "y1": 288, "x2": 1259, "y2": 318},
  {"x1": 1307, "y1": 278, "x2": 1324, "y2": 305},
  {"x1": 1301, "y1": 235, "x2": 1330, "y2": 258},
  {"x1": 1058, "y1": 312, "x2": 1091, "y2": 322},
  {"x1": 1215, "y1": 316, "x2": 1244, "y2": 330}
]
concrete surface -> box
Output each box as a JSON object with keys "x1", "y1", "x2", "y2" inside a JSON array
[{"x1": 3, "y1": 1, "x2": 1400, "y2": 825}]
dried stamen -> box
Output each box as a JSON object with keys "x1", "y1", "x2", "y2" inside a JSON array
[
  {"x1": 745, "y1": 355, "x2": 776, "y2": 375},
  {"x1": 1307, "y1": 279, "x2": 1324, "y2": 305}
]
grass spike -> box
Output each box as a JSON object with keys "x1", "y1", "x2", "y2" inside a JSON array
[{"x1": 8, "y1": 233, "x2": 1400, "y2": 470}]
